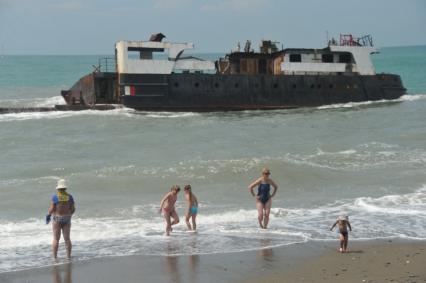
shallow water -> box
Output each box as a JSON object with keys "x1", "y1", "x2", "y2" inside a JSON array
[{"x1": 0, "y1": 46, "x2": 426, "y2": 272}]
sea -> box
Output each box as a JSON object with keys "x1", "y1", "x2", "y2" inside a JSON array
[{"x1": 0, "y1": 46, "x2": 425, "y2": 273}]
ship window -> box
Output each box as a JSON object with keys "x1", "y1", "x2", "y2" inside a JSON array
[
  {"x1": 127, "y1": 50, "x2": 142, "y2": 60},
  {"x1": 174, "y1": 82, "x2": 179, "y2": 87},
  {"x1": 194, "y1": 82, "x2": 199, "y2": 88},
  {"x1": 310, "y1": 84, "x2": 315, "y2": 89},
  {"x1": 339, "y1": 53, "x2": 352, "y2": 63},
  {"x1": 322, "y1": 54, "x2": 333, "y2": 63},
  {"x1": 214, "y1": 83, "x2": 219, "y2": 88},
  {"x1": 292, "y1": 84, "x2": 297, "y2": 89},
  {"x1": 289, "y1": 54, "x2": 302, "y2": 62}
]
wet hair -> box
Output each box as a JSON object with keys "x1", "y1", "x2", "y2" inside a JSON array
[{"x1": 262, "y1": 168, "x2": 271, "y2": 175}]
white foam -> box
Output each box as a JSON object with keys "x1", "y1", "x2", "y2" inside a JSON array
[
  {"x1": 1, "y1": 185, "x2": 425, "y2": 273},
  {"x1": 282, "y1": 142, "x2": 426, "y2": 171},
  {"x1": 317, "y1": 94, "x2": 426, "y2": 110},
  {"x1": 399, "y1": 94, "x2": 426, "y2": 101},
  {"x1": 0, "y1": 107, "x2": 133, "y2": 122}
]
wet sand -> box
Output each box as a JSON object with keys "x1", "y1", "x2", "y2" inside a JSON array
[
  {"x1": 245, "y1": 240, "x2": 426, "y2": 283},
  {"x1": 1, "y1": 240, "x2": 425, "y2": 283}
]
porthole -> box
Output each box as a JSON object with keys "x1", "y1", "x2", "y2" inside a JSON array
[
  {"x1": 310, "y1": 84, "x2": 315, "y2": 89},
  {"x1": 194, "y1": 82, "x2": 199, "y2": 88},
  {"x1": 292, "y1": 84, "x2": 297, "y2": 89},
  {"x1": 174, "y1": 82, "x2": 179, "y2": 87}
]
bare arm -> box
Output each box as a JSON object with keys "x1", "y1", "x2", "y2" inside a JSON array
[
  {"x1": 269, "y1": 179, "x2": 278, "y2": 197},
  {"x1": 193, "y1": 195, "x2": 198, "y2": 206},
  {"x1": 48, "y1": 202, "x2": 55, "y2": 215},
  {"x1": 330, "y1": 221, "x2": 338, "y2": 231},
  {"x1": 70, "y1": 202, "x2": 75, "y2": 215},
  {"x1": 347, "y1": 221, "x2": 352, "y2": 231},
  {"x1": 184, "y1": 193, "x2": 191, "y2": 209},
  {"x1": 160, "y1": 192, "x2": 171, "y2": 209},
  {"x1": 248, "y1": 178, "x2": 262, "y2": 197}
]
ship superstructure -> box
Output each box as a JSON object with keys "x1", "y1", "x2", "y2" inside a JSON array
[{"x1": 59, "y1": 33, "x2": 405, "y2": 111}]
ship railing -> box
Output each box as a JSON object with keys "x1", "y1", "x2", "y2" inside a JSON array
[
  {"x1": 93, "y1": 57, "x2": 116, "y2": 73},
  {"x1": 339, "y1": 34, "x2": 373, "y2": 47}
]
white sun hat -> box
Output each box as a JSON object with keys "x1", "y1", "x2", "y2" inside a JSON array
[{"x1": 56, "y1": 179, "x2": 67, "y2": 190}]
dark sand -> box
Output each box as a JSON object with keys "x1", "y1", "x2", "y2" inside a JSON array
[{"x1": 1, "y1": 240, "x2": 425, "y2": 283}]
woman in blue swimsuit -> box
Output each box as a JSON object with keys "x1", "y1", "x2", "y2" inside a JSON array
[
  {"x1": 184, "y1": 184, "x2": 198, "y2": 231},
  {"x1": 248, "y1": 168, "x2": 278, "y2": 229}
]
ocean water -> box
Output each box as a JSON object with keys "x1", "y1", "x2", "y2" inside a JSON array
[{"x1": 0, "y1": 46, "x2": 426, "y2": 273}]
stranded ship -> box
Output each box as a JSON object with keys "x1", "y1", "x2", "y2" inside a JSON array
[{"x1": 60, "y1": 33, "x2": 406, "y2": 111}]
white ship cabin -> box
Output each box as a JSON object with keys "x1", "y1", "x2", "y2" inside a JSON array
[
  {"x1": 115, "y1": 39, "x2": 215, "y2": 75},
  {"x1": 281, "y1": 34, "x2": 378, "y2": 75}
]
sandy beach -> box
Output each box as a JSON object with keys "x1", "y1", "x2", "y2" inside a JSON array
[
  {"x1": 245, "y1": 240, "x2": 426, "y2": 283},
  {"x1": 1, "y1": 239, "x2": 425, "y2": 283}
]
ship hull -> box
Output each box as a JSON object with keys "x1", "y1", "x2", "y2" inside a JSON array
[{"x1": 120, "y1": 73, "x2": 406, "y2": 111}]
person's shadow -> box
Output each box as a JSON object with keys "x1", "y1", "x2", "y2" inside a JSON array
[{"x1": 52, "y1": 262, "x2": 72, "y2": 283}]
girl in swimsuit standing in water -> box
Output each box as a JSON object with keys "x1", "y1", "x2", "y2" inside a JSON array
[
  {"x1": 159, "y1": 185, "x2": 180, "y2": 236},
  {"x1": 248, "y1": 168, "x2": 278, "y2": 229},
  {"x1": 184, "y1": 184, "x2": 198, "y2": 231}
]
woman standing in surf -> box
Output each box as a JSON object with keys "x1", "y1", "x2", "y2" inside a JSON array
[
  {"x1": 159, "y1": 185, "x2": 180, "y2": 236},
  {"x1": 248, "y1": 168, "x2": 278, "y2": 229}
]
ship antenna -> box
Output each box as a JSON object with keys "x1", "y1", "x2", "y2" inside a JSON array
[{"x1": 326, "y1": 30, "x2": 329, "y2": 46}]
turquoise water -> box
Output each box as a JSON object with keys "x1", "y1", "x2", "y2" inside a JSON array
[
  {"x1": 0, "y1": 46, "x2": 425, "y2": 92},
  {"x1": 373, "y1": 45, "x2": 426, "y2": 94},
  {"x1": 0, "y1": 46, "x2": 425, "y2": 273}
]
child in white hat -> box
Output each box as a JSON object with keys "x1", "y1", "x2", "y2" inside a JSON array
[{"x1": 330, "y1": 215, "x2": 352, "y2": 252}]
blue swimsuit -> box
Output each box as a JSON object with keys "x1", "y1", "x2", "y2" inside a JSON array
[{"x1": 257, "y1": 183, "x2": 271, "y2": 204}]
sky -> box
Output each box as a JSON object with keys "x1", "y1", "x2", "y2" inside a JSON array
[{"x1": 0, "y1": 0, "x2": 425, "y2": 55}]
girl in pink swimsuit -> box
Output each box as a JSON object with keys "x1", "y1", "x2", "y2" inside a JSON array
[{"x1": 159, "y1": 185, "x2": 181, "y2": 236}]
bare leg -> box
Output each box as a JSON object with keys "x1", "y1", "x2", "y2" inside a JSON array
[
  {"x1": 62, "y1": 223, "x2": 72, "y2": 259},
  {"x1": 170, "y1": 210, "x2": 180, "y2": 230},
  {"x1": 339, "y1": 233, "x2": 345, "y2": 252},
  {"x1": 191, "y1": 214, "x2": 197, "y2": 231},
  {"x1": 52, "y1": 222, "x2": 61, "y2": 259},
  {"x1": 185, "y1": 213, "x2": 192, "y2": 230},
  {"x1": 263, "y1": 198, "x2": 272, "y2": 229},
  {"x1": 256, "y1": 201, "x2": 265, "y2": 229},
  {"x1": 343, "y1": 235, "x2": 349, "y2": 252},
  {"x1": 164, "y1": 213, "x2": 172, "y2": 236}
]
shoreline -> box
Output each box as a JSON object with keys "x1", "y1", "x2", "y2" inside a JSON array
[{"x1": 1, "y1": 239, "x2": 425, "y2": 283}]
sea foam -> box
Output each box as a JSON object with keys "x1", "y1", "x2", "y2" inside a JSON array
[{"x1": 1, "y1": 185, "x2": 425, "y2": 273}]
